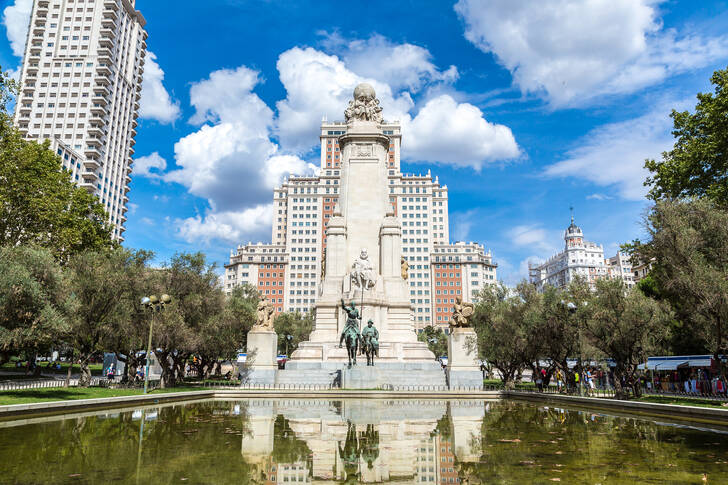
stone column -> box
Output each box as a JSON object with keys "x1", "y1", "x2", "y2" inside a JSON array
[
  {"x1": 243, "y1": 327, "x2": 278, "y2": 386},
  {"x1": 447, "y1": 327, "x2": 483, "y2": 389},
  {"x1": 379, "y1": 214, "x2": 401, "y2": 279}
]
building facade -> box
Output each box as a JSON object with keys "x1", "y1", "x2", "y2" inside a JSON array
[
  {"x1": 226, "y1": 119, "x2": 497, "y2": 332},
  {"x1": 528, "y1": 216, "x2": 635, "y2": 291},
  {"x1": 13, "y1": 0, "x2": 148, "y2": 241}
]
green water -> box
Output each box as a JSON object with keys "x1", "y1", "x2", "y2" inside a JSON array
[{"x1": 0, "y1": 399, "x2": 727, "y2": 484}]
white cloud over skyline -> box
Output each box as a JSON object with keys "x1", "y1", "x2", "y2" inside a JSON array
[
  {"x1": 138, "y1": 52, "x2": 181, "y2": 124},
  {"x1": 2, "y1": 0, "x2": 31, "y2": 57},
  {"x1": 454, "y1": 0, "x2": 728, "y2": 107}
]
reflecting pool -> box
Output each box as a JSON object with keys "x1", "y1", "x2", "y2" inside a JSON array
[{"x1": 1, "y1": 399, "x2": 727, "y2": 484}]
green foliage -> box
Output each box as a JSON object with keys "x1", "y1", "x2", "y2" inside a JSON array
[
  {"x1": 645, "y1": 67, "x2": 728, "y2": 206},
  {"x1": 584, "y1": 278, "x2": 672, "y2": 398},
  {"x1": 274, "y1": 311, "x2": 314, "y2": 355},
  {"x1": 636, "y1": 198, "x2": 728, "y2": 375},
  {"x1": 0, "y1": 245, "x2": 74, "y2": 363},
  {"x1": 471, "y1": 282, "x2": 542, "y2": 389},
  {"x1": 0, "y1": 69, "x2": 113, "y2": 262},
  {"x1": 417, "y1": 325, "x2": 448, "y2": 358}
]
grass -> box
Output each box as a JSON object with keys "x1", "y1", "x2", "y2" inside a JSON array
[
  {"x1": 0, "y1": 385, "x2": 210, "y2": 406},
  {"x1": 1, "y1": 361, "x2": 103, "y2": 377},
  {"x1": 635, "y1": 395, "x2": 728, "y2": 409}
]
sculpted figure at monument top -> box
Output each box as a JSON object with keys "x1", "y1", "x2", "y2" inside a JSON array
[
  {"x1": 344, "y1": 83, "x2": 383, "y2": 123},
  {"x1": 351, "y1": 248, "x2": 376, "y2": 290},
  {"x1": 254, "y1": 298, "x2": 275, "y2": 330}
]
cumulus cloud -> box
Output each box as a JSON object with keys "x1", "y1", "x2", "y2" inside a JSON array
[
  {"x1": 166, "y1": 65, "x2": 314, "y2": 244},
  {"x1": 404, "y1": 95, "x2": 520, "y2": 168},
  {"x1": 323, "y1": 33, "x2": 458, "y2": 92},
  {"x1": 274, "y1": 45, "x2": 519, "y2": 168},
  {"x1": 543, "y1": 103, "x2": 680, "y2": 200},
  {"x1": 176, "y1": 205, "x2": 273, "y2": 245},
  {"x1": 2, "y1": 0, "x2": 31, "y2": 57},
  {"x1": 507, "y1": 225, "x2": 555, "y2": 252},
  {"x1": 454, "y1": 0, "x2": 728, "y2": 106},
  {"x1": 134, "y1": 152, "x2": 167, "y2": 178},
  {"x1": 138, "y1": 52, "x2": 180, "y2": 123}
]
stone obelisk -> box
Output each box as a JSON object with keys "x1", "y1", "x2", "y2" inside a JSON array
[{"x1": 281, "y1": 84, "x2": 444, "y2": 388}]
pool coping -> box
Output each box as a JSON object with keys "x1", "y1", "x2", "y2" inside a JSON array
[
  {"x1": 0, "y1": 389, "x2": 501, "y2": 419},
  {"x1": 505, "y1": 391, "x2": 728, "y2": 426},
  {"x1": 1, "y1": 388, "x2": 727, "y2": 425}
]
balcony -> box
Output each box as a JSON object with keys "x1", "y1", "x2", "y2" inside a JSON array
[
  {"x1": 122, "y1": 195, "x2": 129, "y2": 204},
  {"x1": 99, "y1": 35, "x2": 114, "y2": 48},
  {"x1": 120, "y1": 214, "x2": 127, "y2": 223},
  {"x1": 96, "y1": 64, "x2": 112, "y2": 76},
  {"x1": 128, "y1": 146, "x2": 135, "y2": 156},
  {"x1": 83, "y1": 158, "x2": 101, "y2": 171},
  {"x1": 18, "y1": 104, "x2": 32, "y2": 114},
  {"x1": 25, "y1": 64, "x2": 39, "y2": 74},
  {"x1": 94, "y1": 74, "x2": 111, "y2": 85},
  {"x1": 87, "y1": 125, "x2": 104, "y2": 137},
  {"x1": 91, "y1": 104, "x2": 108, "y2": 115},
  {"x1": 94, "y1": 84, "x2": 110, "y2": 96},
  {"x1": 34, "y1": 18, "x2": 45, "y2": 27},
  {"x1": 91, "y1": 95, "x2": 108, "y2": 106},
  {"x1": 85, "y1": 146, "x2": 102, "y2": 157},
  {"x1": 129, "y1": 137, "x2": 136, "y2": 146},
  {"x1": 104, "y1": 0, "x2": 119, "y2": 11},
  {"x1": 125, "y1": 174, "x2": 132, "y2": 185},
  {"x1": 30, "y1": 45, "x2": 42, "y2": 55},
  {"x1": 99, "y1": 28, "x2": 116, "y2": 39},
  {"x1": 130, "y1": 127, "x2": 137, "y2": 137},
  {"x1": 79, "y1": 180, "x2": 96, "y2": 192},
  {"x1": 89, "y1": 114, "x2": 107, "y2": 125},
  {"x1": 103, "y1": 8, "x2": 118, "y2": 21}
]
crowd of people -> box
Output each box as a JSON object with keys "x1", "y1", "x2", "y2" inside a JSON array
[{"x1": 531, "y1": 365, "x2": 728, "y2": 398}]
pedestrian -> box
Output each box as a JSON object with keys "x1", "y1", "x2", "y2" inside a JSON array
[
  {"x1": 555, "y1": 369, "x2": 564, "y2": 393},
  {"x1": 535, "y1": 368, "x2": 543, "y2": 392}
]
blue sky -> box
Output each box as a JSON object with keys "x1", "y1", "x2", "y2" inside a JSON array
[{"x1": 3, "y1": 0, "x2": 728, "y2": 283}]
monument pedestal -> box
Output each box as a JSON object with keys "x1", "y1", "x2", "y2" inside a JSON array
[
  {"x1": 242, "y1": 328, "x2": 278, "y2": 386},
  {"x1": 447, "y1": 327, "x2": 483, "y2": 389}
]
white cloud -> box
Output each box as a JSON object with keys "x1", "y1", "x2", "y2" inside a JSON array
[
  {"x1": 176, "y1": 205, "x2": 273, "y2": 245},
  {"x1": 274, "y1": 45, "x2": 519, "y2": 169},
  {"x1": 134, "y1": 152, "x2": 167, "y2": 178},
  {"x1": 454, "y1": 0, "x2": 728, "y2": 107},
  {"x1": 587, "y1": 193, "x2": 613, "y2": 201},
  {"x1": 127, "y1": 203, "x2": 139, "y2": 215},
  {"x1": 166, "y1": 65, "x2": 314, "y2": 244},
  {"x1": 507, "y1": 225, "x2": 553, "y2": 250},
  {"x1": 138, "y1": 52, "x2": 180, "y2": 124},
  {"x1": 274, "y1": 46, "x2": 413, "y2": 152},
  {"x1": 324, "y1": 34, "x2": 458, "y2": 93},
  {"x1": 2, "y1": 0, "x2": 31, "y2": 57},
  {"x1": 404, "y1": 95, "x2": 520, "y2": 168},
  {"x1": 543, "y1": 103, "x2": 679, "y2": 200}
]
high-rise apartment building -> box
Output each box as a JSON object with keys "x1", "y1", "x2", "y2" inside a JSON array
[
  {"x1": 528, "y1": 216, "x2": 635, "y2": 291},
  {"x1": 13, "y1": 0, "x2": 148, "y2": 241},
  {"x1": 225, "y1": 119, "x2": 498, "y2": 332}
]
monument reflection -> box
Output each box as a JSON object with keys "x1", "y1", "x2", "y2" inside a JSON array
[{"x1": 243, "y1": 399, "x2": 486, "y2": 483}]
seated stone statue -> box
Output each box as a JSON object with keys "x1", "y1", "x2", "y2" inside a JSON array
[
  {"x1": 450, "y1": 296, "x2": 474, "y2": 328},
  {"x1": 351, "y1": 248, "x2": 376, "y2": 290}
]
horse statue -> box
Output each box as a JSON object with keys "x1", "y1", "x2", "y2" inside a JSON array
[
  {"x1": 361, "y1": 319, "x2": 379, "y2": 366},
  {"x1": 339, "y1": 299, "x2": 361, "y2": 366}
]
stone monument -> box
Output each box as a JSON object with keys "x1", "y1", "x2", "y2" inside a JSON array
[
  {"x1": 446, "y1": 297, "x2": 482, "y2": 389},
  {"x1": 278, "y1": 83, "x2": 445, "y2": 389},
  {"x1": 242, "y1": 298, "x2": 278, "y2": 386}
]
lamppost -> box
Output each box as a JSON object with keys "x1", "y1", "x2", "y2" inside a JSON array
[
  {"x1": 285, "y1": 334, "x2": 293, "y2": 357},
  {"x1": 561, "y1": 299, "x2": 585, "y2": 396},
  {"x1": 141, "y1": 294, "x2": 172, "y2": 394}
]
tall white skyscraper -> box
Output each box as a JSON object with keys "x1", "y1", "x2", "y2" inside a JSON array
[
  {"x1": 13, "y1": 0, "x2": 148, "y2": 241},
  {"x1": 225, "y1": 119, "x2": 498, "y2": 332}
]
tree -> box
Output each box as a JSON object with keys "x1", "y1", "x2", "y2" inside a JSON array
[
  {"x1": 0, "y1": 245, "x2": 73, "y2": 367},
  {"x1": 584, "y1": 279, "x2": 671, "y2": 399},
  {"x1": 535, "y1": 279, "x2": 591, "y2": 391},
  {"x1": 155, "y1": 252, "x2": 221, "y2": 387},
  {"x1": 65, "y1": 248, "x2": 149, "y2": 386},
  {"x1": 636, "y1": 199, "x2": 728, "y2": 378},
  {"x1": 471, "y1": 282, "x2": 541, "y2": 389},
  {"x1": 0, "y1": 69, "x2": 113, "y2": 261},
  {"x1": 274, "y1": 312, "x2": 314, "y2": 356},
  {"x1": 194, "y1": 284, "x2": 257, "y2": 379},
  {"x1": 644, "y1": 68, "x2": 728, "y2": 206},
  {"x1": 417, "y1": 325, "x2": 448, "y2": 359}
]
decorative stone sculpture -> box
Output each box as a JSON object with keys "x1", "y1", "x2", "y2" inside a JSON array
[
  {"x1": 450, "y1": 296, "x2": 474, "y2": 328},
  {"x1": 321, "y1": 248, "x2": 327, "y2": 279},
  {"x1": 254, "y1": 298, "x2": 275, "y2": 330},
  {"x1": 351, "y1": 248, "x2": 376, "y2": 290},
  {"x1": 344, "y1": 83, "x2": 383, "y2": 123},
  {"x1": 400, "y1": 256, "x2": 409, "y2": 280}
]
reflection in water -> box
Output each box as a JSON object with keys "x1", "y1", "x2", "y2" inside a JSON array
[{"x1": 0, "y1": 399, "x2": 727, "y2": 483}]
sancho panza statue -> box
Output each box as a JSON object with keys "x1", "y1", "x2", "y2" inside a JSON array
[
  {"x1": 344, "y1": 83, "x2": 383, "y2": 123},
  {"x1": 351, "y1": 248, "x2": 376, "y2": 290}
]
